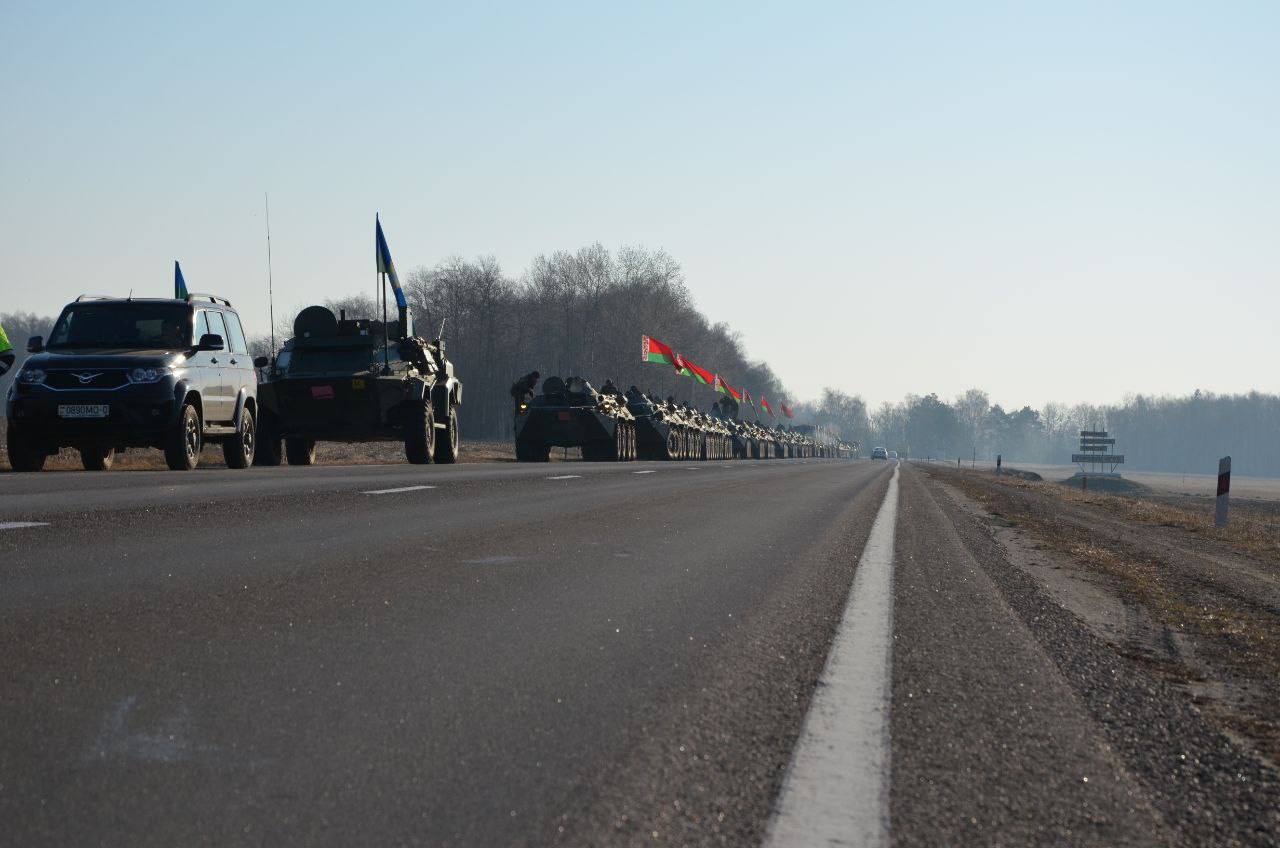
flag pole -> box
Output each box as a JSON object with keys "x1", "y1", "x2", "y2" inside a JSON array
[{"x1": 264, "y1": 193, "x2": 276, "y2": 357}]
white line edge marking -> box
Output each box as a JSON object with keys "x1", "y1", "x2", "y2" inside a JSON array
[
  {"x1": 546, "y1": 475, "x2": 581, "y2": 480},
  {"x1": 633, "y1": 470, "x2": 657, "y2": 474},
  {"x1": 0, "y1": 522, "x2": 50, "y2": 531},
  {"x1": 361, "y1": 485, "x2": 436, "y2": 495},
  {"x1": 764, "y1": 463, "x2": 899, "y2": 848}
]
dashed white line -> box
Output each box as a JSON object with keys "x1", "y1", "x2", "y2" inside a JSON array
[
  {"x1": 633, "y1": 470, "x2": 657, "y2": 475},
  {"x1": 764, "y1": 464, "x2": 900, "y2": 848},
  {"x1": 361, "y1": 485, "x2": 436, "y2": 495},
  {"x1": 0, "y1": 522, "x2": 50, "y2": 531},
  {"x1": 546, "y1": 475, "x2": 581, "y2": 480}
]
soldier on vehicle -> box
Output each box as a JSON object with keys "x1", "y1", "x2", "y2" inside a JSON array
[
  {"x1": 0, "y1": 322, "x2": 14, "y2": 376},
  {"x1": 510, "y1": 370, "x2": 540, "y2": 406}
]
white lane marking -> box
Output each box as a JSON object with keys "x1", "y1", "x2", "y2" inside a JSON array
[
  {"x1": 0, "y1": 521, "x2": 50, "y2": 531},
  {"x1": 361, "y1": 485, "x2": 436, "y2": 495},
  {"x1": 546, "y1": 475, "x2": 581, "y2": 480},
  {"x1": 765, "y1": 464, "x2": 900, "y2": 848},
  {"x1": 633, "y1": 470, "x2": 656, "y2": 474}
]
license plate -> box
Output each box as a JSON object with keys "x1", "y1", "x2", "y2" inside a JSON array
[
  {"x1": 351, "y1": 379, "x2": 365, "y2": 390},
  {"x1": 558, "y1": 411, "x2": 572, "y2": 421},
  {"x1": 58, "y1": 404, "x2": 109, "y2": 419}
]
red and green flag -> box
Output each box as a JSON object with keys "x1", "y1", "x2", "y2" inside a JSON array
[
  {"x1": 760, "y1": 395, "x2": 774, "y2": 416},
  {"x1": 743, "y1": 388, "x2": 756, "y2": 409},
  {"x1": 683, "y1": 358, "x2": 715, "y2": 386},
  {"x1": 781, "y1": 403, "x2": 795, "y2": 419},
  {"x1": 641, "y1": 335, "x2": 677, "y2": 367},
  {"x1": 713, "y1": 375, "x2": 742, "y2": 401},
  {"x1": 671, "y1": 351, "x2": 695, "y2": 378}
]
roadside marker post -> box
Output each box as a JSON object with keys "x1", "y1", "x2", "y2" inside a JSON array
[
  {"x1": 996, "y1": 454, "x2": 1002, "y2": 476},
  {"x1": 1215, "y1": 456, "x2": 1231, "y2": 528}
]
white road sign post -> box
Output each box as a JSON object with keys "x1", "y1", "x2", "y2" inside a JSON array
[{"x1": 1215, "y1": 456, "x2": 1231, "y2": 529}]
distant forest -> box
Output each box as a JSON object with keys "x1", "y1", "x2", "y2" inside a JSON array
[{"x1": 3, "y1": 244, "x2": 1277, "y2": 475}]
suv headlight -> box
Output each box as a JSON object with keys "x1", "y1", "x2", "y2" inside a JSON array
[
  {"x1": 18, "y1": 368, "x2": 46, "y2": 385},
  {"x1": 128, "y1": 366, "x2": 180, "y2": 384}
]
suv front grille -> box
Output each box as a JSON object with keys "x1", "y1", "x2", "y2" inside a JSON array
[{"x1": 45, "y1": 369, "x2": 131, "y2": 390}]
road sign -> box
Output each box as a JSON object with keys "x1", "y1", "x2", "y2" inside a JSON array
[
  {"x1": 1074, "y1": 429, "x2": 1124, "y2": 474},
  {"x1": 1072, "y1": 454, "x2": 1125, "y2": 464}
]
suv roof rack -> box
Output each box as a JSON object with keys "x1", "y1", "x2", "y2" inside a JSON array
[
  {"x1": 185, "y1": 292, "x2": 233, "y2": 307},
  {"x1": 75, "y1": 294, "x2": 115, "y2": 301}
]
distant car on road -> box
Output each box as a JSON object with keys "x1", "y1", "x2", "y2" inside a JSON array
[
  {"x1": 871, "y1": 446, "x2": 888, "y2": 459},
  {"x1": 6, "y1": 293, "x2": 258, "y2": 472},
  {"x1": 888, "y1": 450, "x2": 899, "y2": 460}
]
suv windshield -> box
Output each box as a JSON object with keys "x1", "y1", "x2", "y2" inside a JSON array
[{"x1": 48, "y1": 302, "x2": 191, "y2": 350}]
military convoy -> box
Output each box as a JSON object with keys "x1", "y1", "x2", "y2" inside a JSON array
[
  {"x1": 513, "y1": 374, "x2": 856, "y2": 462},
  {"x1": 255, "y1": 304, "x2": 461, "y2": 466}
]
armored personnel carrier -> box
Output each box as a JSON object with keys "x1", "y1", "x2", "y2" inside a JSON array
[
  {"x1": 255, "y1": 305, "x2": 462, "y2": 466},
  {"x1": 514, "y1": 375, "x2": 635, "y2": 462}
]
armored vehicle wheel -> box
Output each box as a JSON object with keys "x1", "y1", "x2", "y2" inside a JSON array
[
  {"x1": 516, "y1": 441, "x2": 550, "y2": 462},
  {"x1": 614, "y1": 424, "x2": 626, "y2": 461},
  {"x1": 164, "y1": 402, "x2": 202, "y2": 471},
  {"x1": 405, "y1": 403, "x2": 435, "y2": 464},
  {"x1": 222, "y1": 407, "x2": 256, "y2": 470},
  {"x1": 667, "y1": 428, "x2": 680, "y2": 460},
  {"x1": 434, "y1": 406, "x2": 459, "y2": 464},
  {"x1": 286, "y1": 437, "x2": 316, "y2": 466},
  {"x1": 79, "y1": 446, "x2": 115, "y2": 471},
  {"x1": 6, "y1": 425, "x2": 47, "y2": 472},
  {"x1": 254, "y1": 415, "x2": 282, "y2": 467}
]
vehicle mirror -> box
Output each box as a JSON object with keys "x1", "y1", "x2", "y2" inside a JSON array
[
  {"x1": 198, "y1": 333, "x2": 225, "y2": 351},
  {"x1": 26, "y1": 335, "x2": 43, "y2": 353},
  {"x1": 253, "y1": 355, "x2": 269, "y2": 368}
]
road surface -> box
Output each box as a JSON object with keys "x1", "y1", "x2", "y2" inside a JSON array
[{"x1": 1, "y1": 459, "x2": 1274, "y2": 846}]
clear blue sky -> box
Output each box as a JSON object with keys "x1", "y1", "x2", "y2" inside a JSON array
[{"x1": 2, "y1": 1, "x2": 1277, "y2": 408}]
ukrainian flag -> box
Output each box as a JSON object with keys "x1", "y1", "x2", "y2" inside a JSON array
[
  {"x1": 175, "y1": 261, "x2": 188, "y2": 299},
  {"x1": 375, "y1": 215, "x2": 407, "y2": 310}
]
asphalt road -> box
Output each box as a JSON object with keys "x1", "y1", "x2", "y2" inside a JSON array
[{"x1": 1, "y1": 458, "x2": 1274, "y2": 846}]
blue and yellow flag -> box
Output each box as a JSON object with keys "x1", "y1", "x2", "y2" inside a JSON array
[
  {"x1": 375, "y1": 215, "x2": 407, "y2": 310},
  {"x1": 174, "y1": 261, "x2": 188, "y2": 299}
]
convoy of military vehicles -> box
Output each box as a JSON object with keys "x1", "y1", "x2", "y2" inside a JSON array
[
  {"x1": 512, "y1": 374, "x2": 857, "y2": 463},
  {"x1": 3, "y1": 223, "x2": 859, "y2": 471}
]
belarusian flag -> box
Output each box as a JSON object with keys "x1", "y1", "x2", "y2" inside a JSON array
[
  {"x1": 743, "y1": 388, "x2": 756, "y2": 408},
  {"x1": 761, "y1": 395, "x2": 774, "y2": 416},
  {"x1": 715, "y1": 376, "x2": 742, "y2": 402},
  {"x1": 642, "y1": 335, "x2": 676, "y2": 366},
  {"x1": 781, "y1": 403, "x2": 795, "y2": 419},
  {"x1": 671, "y1": 351, "x2": 695, "y2": 378},
  {"x1": 683, "y1": 358, "x2": 715, "y2": 386}
]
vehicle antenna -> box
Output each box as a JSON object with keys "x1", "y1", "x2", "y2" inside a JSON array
[{"x1": 265, "y1": 193, "x2": 276, "y2": 357}]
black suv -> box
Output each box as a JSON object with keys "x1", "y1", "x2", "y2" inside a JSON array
[{"x1": 6, "y1": 294, "x2": 259, "y2": 471}]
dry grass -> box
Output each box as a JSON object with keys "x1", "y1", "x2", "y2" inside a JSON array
[{"x1": 935, "y1": 466, "x2": 1277, "y2": 672}]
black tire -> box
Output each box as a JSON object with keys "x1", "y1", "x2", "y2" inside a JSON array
[
  {"x1": 254, "y1": 413, "x2": 282, "y2": 467},
  {"x1": 286, "y1": 437, "x2": 316, "y2": 466},
  {"x1": 667, "y1": 429, "x2": 680, "y2": 461},
  {"x1": 614, "y1": 423, "x2": 626, "y2": 461},
  {"x1": 222, "y1": 407, "x2": 256, "y2": 469},
  {"x1": 79, "y1": 446, "x2": 115, "y2": 471},
  {"x1": 405, "y1": 403, "x2": 435, "y2": 464},
  {"x1": 515, "y1": 441, "x2": 550, "y2": 462},
  {"x1": 164, "y1": 403, "x2": 202, "y2": 471},
  {"x1": 434, "y1": 406, "x2": 459, "y2": 464},
  {"x1": 7, "y1": 425, "x2": 47, "y2": 472}
]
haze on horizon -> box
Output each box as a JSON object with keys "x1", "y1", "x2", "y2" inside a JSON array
[{"x1": 2, "y1": 1, "x2": 1276, "y2": 411}]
